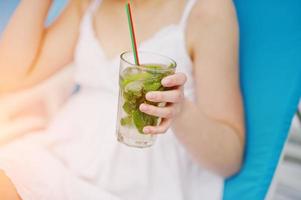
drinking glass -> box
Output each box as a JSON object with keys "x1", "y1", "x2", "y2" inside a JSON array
[{"x1": 116, "y1": 51, "x2": 176, "y2": 148}]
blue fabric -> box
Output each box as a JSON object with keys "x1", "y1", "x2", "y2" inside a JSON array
[
  {"x1": 0, "y1": 0, "x2": 19, "y2": 34},
  {"x1": 45, "y1": 0, "x2": 68, "y2": 26},
  {"x1": 0, "y1": 0, "x2": 67, "y2": 34},
  {"x1": 1, "y1": 1, "x2": 301, "y2": 200},
  {"x1": 224, "y1": 0, "x2": 301, "y2": 199}
]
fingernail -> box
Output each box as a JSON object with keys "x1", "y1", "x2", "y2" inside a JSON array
[
  {"x1": 146, "y1": 93, "x2": 155, "y2": 99},
  {"x1": 143, "y1": 127, "x2": 151, "y2": 134},
  {"x1": 162, "y1": 78, "x2": 170, "y2": 86},
  {"x1": 140, "y1": 104, "x2": 147, "y2": 111}
]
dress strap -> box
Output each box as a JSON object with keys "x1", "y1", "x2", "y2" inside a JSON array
[
  {"x1": 179, "y1": 0, "x2": 197, "y2": 28},
  {"x1": 87, "y1": 0, "x2": 102, "y2": 13},
  {"x1": 79, "y1": 0, "x2": 102, "y2": 37}
]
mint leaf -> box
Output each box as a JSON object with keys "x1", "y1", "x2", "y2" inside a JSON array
[
  {"x1": 143, "y1": 81, "x2": 162, "y2": 92},
  {"x1": 132, "y1": 110, "x2": 158, "y2": 134},
  {"x1": 121, "y1": 116, "x2": 132, "y2": 126},
  {"x1": 122, "y1": 101, "x2": 136, "y2": 115}
]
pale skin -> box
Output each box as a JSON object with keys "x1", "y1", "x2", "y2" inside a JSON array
[{"x1": 0, "y1": 0, "x2": 244, "y2": 199}]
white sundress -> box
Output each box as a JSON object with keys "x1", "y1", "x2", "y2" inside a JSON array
[{"x1": 0, "y1": 0, "x2": 224, "y2": 199}]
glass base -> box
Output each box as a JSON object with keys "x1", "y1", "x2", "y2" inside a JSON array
[{"x1": 117, "y1": 131, "x2": 155, "y2": 148}]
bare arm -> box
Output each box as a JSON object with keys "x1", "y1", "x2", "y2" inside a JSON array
[
  {"x1": 172, "y1": 0, "x2": 244, "y2": 177},
  {"x1": 0, "y1": 171, "x2": 20, "y2": 200},
  {"x1": 0, "y1": 1, "x2": 88, "y2": 198},
  {"x1": 0, "y1": 0, "x2": 85, "y2": 94},
  {"x1": 0, "y1": 0, "x2": 52, "y2": 92}
]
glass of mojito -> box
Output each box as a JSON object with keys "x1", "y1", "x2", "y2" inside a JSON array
[{"x1": 116, "y1": 51, "x2": 176, "y2": 148}]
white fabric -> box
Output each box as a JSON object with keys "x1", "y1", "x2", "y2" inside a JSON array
[
  {"x1": 0, "y1": 0, "x2": 224, "y2": 199},
  {"x1": 0, "y1": 66, "x2": 74, "y2": 145}
]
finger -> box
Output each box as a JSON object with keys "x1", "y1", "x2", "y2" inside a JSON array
[
  {"x1": 161, "y1": 72, "x2": 187, "y2": 87},
  {"x1": 140, "y1": 103, "x2": 175, "y2": 118},
  {"x1": 143, "y1": 118, "x2": 172, "y2": 134},
  {"x1": 146, "y1": 89, "x2": 183, "y2": 103}
]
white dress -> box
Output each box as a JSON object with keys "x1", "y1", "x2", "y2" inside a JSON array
[{"x1": 0, "y1": 0, "x2": 224, "y2": 199}]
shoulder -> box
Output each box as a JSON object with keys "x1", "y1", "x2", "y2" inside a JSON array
[
  {"x1": 188, "y1": 0, "x2": 238, "y2": 34},
  {"x1": 63, "y1": 0, "x2": 90, "y2": 18},
  {"x1": 45, "y1": 0, "x2": 91, "y2": 29},
  {"x1": 77, "y1": 0, "x2": 91, "y2": 15},
  {"x1": 190, "y1": 0, "x2": 237, "y2": 21},
  {"x1": 186, "y1": 0, "x2": 239, "y2": 55}
]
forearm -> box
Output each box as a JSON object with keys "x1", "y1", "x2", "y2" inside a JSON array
[
  {"x1": 0, "y1": 0, "x2": 52, "y2": 80},
  {"x1": 172, "y1": 100, "x2": 244, "y2": 178}
]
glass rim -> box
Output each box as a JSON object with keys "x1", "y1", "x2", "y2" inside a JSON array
[{"x1": 120, "y1": 51, "x2": 177, "y2": 70}]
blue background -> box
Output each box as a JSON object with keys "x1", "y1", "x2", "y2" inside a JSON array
[{"x1": 0, "y1": 0, "x2": 300, "y2": 199}]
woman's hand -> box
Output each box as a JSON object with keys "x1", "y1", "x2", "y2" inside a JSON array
[{"x1": 139, "y1": 72, "x2": 187, "y2": 134}]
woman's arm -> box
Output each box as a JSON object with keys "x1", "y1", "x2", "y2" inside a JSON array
[
  {"x1": 173, "y1": 0, "x2": 244, "y2": 177},
  {"x1": 0, "y1": 170, "x2": 20, "y2": 200},
  {"x1": 133, "y1": 0, "x2": 243, "y2": 177},
  {"x1": 0, "y1": 0, "x2": 86, "y2": 94},
  {"x1": 0, "y1": 0, "x2": 52, "y2": 92},
  {"x1": 139, "y1": 0, "x2": 243, "y2": 177},
  {"x1": 0, "y1": 1, "x2": 89, "y2": 198}
]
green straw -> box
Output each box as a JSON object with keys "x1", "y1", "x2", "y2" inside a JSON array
[{"x1": 125, "y1": 3, "x2": 140, "y2": 65}]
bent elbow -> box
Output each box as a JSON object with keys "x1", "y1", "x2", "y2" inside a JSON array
[
  {"x1": 222, "y1": 160, "x2": 243, "y2": 178},
  {"x1": 219, "y1": 150, "x2": 244, "y2": 178}
]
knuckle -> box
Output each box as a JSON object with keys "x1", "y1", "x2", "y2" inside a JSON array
[
  {"x1": 165, "y1": 110, "x2": 172, "y2": 118},
  {"x1": 162, "y1": 126, "x2": 169, "y2": 133},
  {"x1": 180, "y1": 92, "x2": 184, "y2": 100},
  {"x1": 156, "y1": 92, "x2": 163, "y2": 100},
  {"x1": 169, "y1": 77, "x2": 175, "y2": 84},
  {"x1": 175, "y1": 91, "x2": 183, "y2": 102},
  {"x1": 165, "y1": 109, "x2": 173, "y2": 118},
  {"x1": 158, "y1": 127, "x2": 166, "y2": 134},
  {"x1": 182, "y1": 73, "x2": 187, "y2": 83},
  {"x1": 152, "y1": 106, "x2": 159, "y2": 115},
  {"x1": 148, "y1": 107, "x2": 155, "y2": 115}
]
